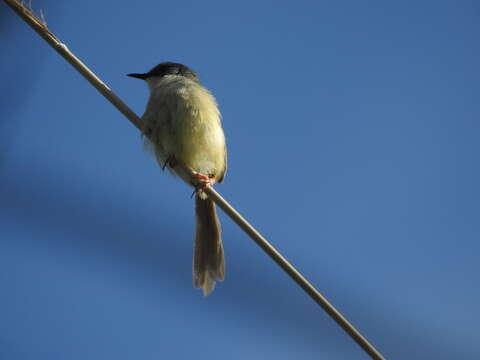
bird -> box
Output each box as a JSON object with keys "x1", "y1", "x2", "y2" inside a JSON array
[{"x1": 128, "y1": 62, "x2": 227, "y2": 296}]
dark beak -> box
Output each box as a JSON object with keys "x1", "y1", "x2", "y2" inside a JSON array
[{"x1": 127, "y1": 73, "x2": 148, "y2": 80}]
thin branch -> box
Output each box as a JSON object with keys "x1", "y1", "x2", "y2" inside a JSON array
[{"x1": 3, "y1": 1, "x2": 385, "y2": 359}]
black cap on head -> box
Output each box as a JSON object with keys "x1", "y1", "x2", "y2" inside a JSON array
[{"x1": 127, "y1": 62, "x2": 199, "y2": 82}]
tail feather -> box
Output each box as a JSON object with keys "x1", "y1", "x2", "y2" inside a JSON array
[{"x1": 194, "y1": 194, "x2": 225, "y2": 296}]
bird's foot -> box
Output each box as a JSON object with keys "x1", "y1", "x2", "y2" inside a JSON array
[
  {"x1": 162, "y1": 155, "x2": 176, "y2": 171},
  {"x1": 191, "y1": 172, "x2": 215, "y2": 197}
]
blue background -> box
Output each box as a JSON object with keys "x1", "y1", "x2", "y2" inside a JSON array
[{"x1": 1, "y1": 1, "x2": 479, "y2": 359}]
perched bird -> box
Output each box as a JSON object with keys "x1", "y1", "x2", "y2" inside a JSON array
[{"x1": 128, "y1": 62, "x2": 227, "y2": 296}]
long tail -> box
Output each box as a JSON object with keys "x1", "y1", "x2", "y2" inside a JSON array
[{"x1": 194, "y1": 194, "x2": 225, "y2": 296}]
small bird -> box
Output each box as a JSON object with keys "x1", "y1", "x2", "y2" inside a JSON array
[{"x1": 128, "y1": 62, "x2": 227, "y2": 296}]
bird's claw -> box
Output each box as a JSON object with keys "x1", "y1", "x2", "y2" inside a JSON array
[
  {"x1": 190, "y1": 171, "x2": 215, "y2": 198},
  {"x1": 162, "y1": 155, "x2": 176, "y2": 171}
]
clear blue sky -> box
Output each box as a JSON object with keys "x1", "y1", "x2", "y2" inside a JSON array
[{"x1": 1, "y1": 1, "x2": 479, "y2": 359}]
